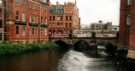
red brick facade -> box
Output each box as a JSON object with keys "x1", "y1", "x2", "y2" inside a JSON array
[
  {"x1": 48, "y1": 2, "x2": 80, "y2": 38},
  {"x1": 119, "y1": 0, "x2": 135, "y2": 49},
  {"x1": 5, "y1": 0, "x2": 50, "y2": 43},
  {"x1": 129, "y1": 0, "x2": 135, "y2": 49},
  {"x1": 119, "y1": 0, "x2": 129, "y2": 46}
]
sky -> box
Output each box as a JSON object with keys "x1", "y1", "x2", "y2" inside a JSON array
[{"x1": 50, "y1": 0, "x2": 120, "y2": 26}]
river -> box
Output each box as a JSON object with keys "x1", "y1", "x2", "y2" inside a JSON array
[
  {"x1": 58, "y1": 49, "x2": 116, "y2": 71},
  {"x1": 0, "y1": 49, "x2": 58, "y2": 71},
  {"x1": 0, "y1": 46, "x2": 127, "y2": 71}
]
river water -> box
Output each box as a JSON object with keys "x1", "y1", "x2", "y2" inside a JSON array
[
  {"x1": 58, "y1": 50, "x2": 116, "y2": 71},
  {"x1": 0, "y1": 49, "x2": 59, "y2": 71},
  {"x1": 0, "y1": 46, "x2": 127, "y2": 71}
]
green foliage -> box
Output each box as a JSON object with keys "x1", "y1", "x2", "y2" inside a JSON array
[{"x1": 0, "y1": 42, "x2": 58, "y2": 56}]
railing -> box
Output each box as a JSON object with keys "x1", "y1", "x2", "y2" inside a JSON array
[
  {"x1": 73, "y1": 33, "x2": 117, "y2": 38},
  {"x1": 51, "y1": 34, "x2": 117, "y2": 39}
]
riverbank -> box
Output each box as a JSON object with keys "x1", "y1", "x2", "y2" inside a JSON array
[
  {"x1": 0, "y1": 42, "x2": 58, "y2": 56},
  {"x1": 0, "y1": 41, "x2": 72, "y2": 71}
]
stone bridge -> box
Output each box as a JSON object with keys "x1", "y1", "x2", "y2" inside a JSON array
[{"x1": 50, "y1": 36, "x2": 118, "y2": 45}]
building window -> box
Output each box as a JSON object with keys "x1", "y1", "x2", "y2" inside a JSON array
[
  {"x1": 103, "y1": 24, "x2": 108, "y2": 30},
  {"x1": 22, "y1": 25, "x2": 26, "y2": 31},
  {"x1": 66, "y1": 16, "x2": 68, "y2": 20},
  {"x1": 22, "y1": 13, "x2": 26, "y2": 22},
  {"x1": 16, "y1": 25, "x2": 19, "y2": 34},
  {"x1": 126, "y1": 15, "x2": 131, "y2": 26},
  {"x1": 16, "y1": 11, "x2": 19, "y2": 21},
  {"x1": 30, "y1": 16, "x2": 35, "y2": 23},
  {"x1": 57, "y1": 9, "x2": 60, "y2": 14},
  {"x1": 53, "y1": 16, "x2": 55, "y2": 20},
  {"x1": 127, "y1": 0, "x2": 133, "y2": 5},
  {"x1": 0, "y1": 20, "x2": 2, "y2": 28},
  {"x1": 41, "y1": 16, "x2": 43, "y2": 23},
  {"x1": 69, "y1": 23, "x2": 72, "y2": 27},
  {"x1": 70, "y1": 16, "x2": 72, "y2": 21},
  {"x1": 57, "y1": 22, "x2": 60, "y2": 25},
  {"x1": 32, "y1": 28, "x2": 34, "y2": 34},
  {"x1": 60, "y1": 16, "x2": 63, "y2": 21}
]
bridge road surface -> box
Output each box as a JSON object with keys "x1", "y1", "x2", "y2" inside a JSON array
[{"x1": 58, "y1": 50, "x2": 117, "y2": 71}]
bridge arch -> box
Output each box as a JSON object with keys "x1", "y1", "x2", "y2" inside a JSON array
[
  {"x1": 54, "y1": 40, "x2": 69, "y2": 48},
  {"x1": 73, "y1": 39, "x2": 90, "y2": 51}
]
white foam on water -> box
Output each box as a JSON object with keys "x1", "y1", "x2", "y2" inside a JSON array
[
  {"x1": 58, "y1": 48, "x2": 116, "y2": 71},
  {"x1": 58, "y1": 50, "x2": 91, "y2": 71}
]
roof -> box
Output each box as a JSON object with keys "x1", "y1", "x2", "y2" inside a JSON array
[{"x1": 50, "y1": 5, "x2": 64, "y2": 14}]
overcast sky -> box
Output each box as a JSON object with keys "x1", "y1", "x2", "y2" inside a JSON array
[{"x1": 50, "y1": 0, "x2": 120, "y2": 26}]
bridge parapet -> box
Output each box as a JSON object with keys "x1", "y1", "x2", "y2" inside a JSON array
[{"x1": 51, "y1": 36, "x2": 118, "y2": 45}]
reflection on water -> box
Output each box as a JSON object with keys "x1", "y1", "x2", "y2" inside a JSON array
[
  {"x1": 0, "y1": 49, "x2": 58, "y2": 71},
  {"x1": 58, "y1": 50, "x2": 116, "y2": 71},
  {"x1": 0, "y1": 47, "x2": 127, "y2": 71}
]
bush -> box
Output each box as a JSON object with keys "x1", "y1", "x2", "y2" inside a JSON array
[{"x1": 0, "y1": 42, "x2": 58, "y2": 56}]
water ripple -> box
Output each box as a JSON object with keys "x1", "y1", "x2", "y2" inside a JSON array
[{"x1": 58, "y1": 50, "x2": 116, "y2": 71}]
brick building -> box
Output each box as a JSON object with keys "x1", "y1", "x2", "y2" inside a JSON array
[
  {"x1": 119, "y1": 0, "x2": 135, "y2": 59},
  {"x1": 119, "y1": 0, "x2": 135, "y2": 49},
  {"x1": 128, "y1": 0, "x2": 135, "y2": 49},
  {"x1": 3, "y1": 0, "x2": 50, "y2": 43},
  {"x1": 90, "y1": 21, "x2": 112, "y2": 33},
  {"x1": 48, "y1": 2, "x2": 80, "y2": 38},
  {"x1": 119, "y1": 0, "x2": 129, "y2": 47}
]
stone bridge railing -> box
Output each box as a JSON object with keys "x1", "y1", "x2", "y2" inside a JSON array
[{"x1": 50, "y1": 36, "x2": 118, "y2": 45}]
